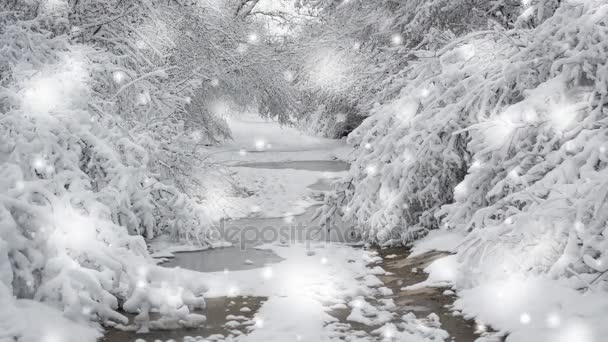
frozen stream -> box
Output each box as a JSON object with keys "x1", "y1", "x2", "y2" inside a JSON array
[
  {"x1": 103, "y1": 159, "x2": 351, "y2": 341},
  {"x1": 103, "y1": 158, "x2": 479, "y2": 342}
]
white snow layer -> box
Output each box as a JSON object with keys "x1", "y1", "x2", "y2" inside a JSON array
[{"x1": 189, "y1": 243, "x2": 449, "y2": 342}]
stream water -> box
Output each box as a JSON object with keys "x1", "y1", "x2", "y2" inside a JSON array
[
  {"x1": 234, "y1": 160, "x2": 350, "y2": 172},
  {"x1": 103, "y1": 160, "x2": 479, "y2": 342}
]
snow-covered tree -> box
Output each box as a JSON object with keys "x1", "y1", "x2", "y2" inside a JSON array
[
  {"x1": 0, "y1": 0, "x2": 293, "y2": 339},
  {"x1": 320, "y1": 0, "x2": 608, "y2": 294},
  {"x1": 290, "y1": 0, "x2": 523, "y2": 137}
]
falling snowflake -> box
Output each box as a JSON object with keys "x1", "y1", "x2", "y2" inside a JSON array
[
  {"x1": 255, "y1": 139, "x2": 266, "y2": 151},
  {"x1": 283, "y1": 70, "x2": 294, "y2": 82},
  {"x1": 475, "y1": 322, "x2": 487, "y2": 333},
  {"x1": 261, "y1": 266, "x2": 273, "y2": 279},
  {"x1": 112, "y1": 71, "x2": 126, "y2": 84},
  {"x1": 366, "y1": 164, "x2": 377, "y2": 175},
  {"x1": 471, "y1": 160, "x2": 482, "y2": 170},
  {"x1": 248, "y1": 32, "x2": 259, "y2": 44},
  {"x1": 546, "y1": 313, "x2": 561, "y2": 328},
  {"x1": 33, "y1": 157, "x2": 46, "y2": 169},
  {"x1": 391, "y1": 33, "x2": 403, "y2": 46},
  {"x1": 383, "y1": 328, "x2": 395, "y2": 340},
  {"x1": 508, "y1": 168, "x2": 520, "y2": 181},
  {"x1": 254, "y1": 317, "x2": 264, "y2": 328}
]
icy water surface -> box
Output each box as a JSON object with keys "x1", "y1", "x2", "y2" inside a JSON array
[
  {"x1": 162, "y1": 247, "x2": 284, "y2": 273},
  {"x1": 103, "y1": 159, "x2": 347, "y2": 341},
  {"x1": 103, "y1": 159, "x2": 479, "y2": 342},
  {"x1": 235, "y1": 160, "x2": 349, "y2": 172},
  {"x1": 221, "y1": 159, "x2": 354, "y2": 246}
]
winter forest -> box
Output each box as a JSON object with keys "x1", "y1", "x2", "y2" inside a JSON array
[{"x1": 1, "y1": 0, "x2": 607, "y2": 341}]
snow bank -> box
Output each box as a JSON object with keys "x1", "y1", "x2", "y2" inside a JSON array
[
  {"x1": 0, "y1": 283, "x2": 101, "y2": 342},
  {"x1": 454, "y1": 276, "x2": 608, "y2": 342},
  {"x1": 409, "y1": 230, "x2": 465, "y2": 258}
]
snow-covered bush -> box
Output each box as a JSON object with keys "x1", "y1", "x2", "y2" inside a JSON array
[
  {"x1": 0, "y1": 0, "x2": 284, "y2": 339},
  {"x1": 322, "y1": 0, "x2": 608, "y2": 293},
  {"x1": 0, "y1": 47, "x2": 208, "y2": 342},
  {"x1": 440, "y1": 1, "x2": 608, "y2": 291},
  {"x1": 292, "y1": 0, "x2": 524, "y2": 137}
]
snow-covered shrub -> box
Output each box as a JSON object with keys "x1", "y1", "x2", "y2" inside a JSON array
[
  {"x1": 292, "y1": 0, "x2": 525, "y2": 137},
  {"x1": 0, "y1": 50, "x2": 208, "y2": 341},
  {"x1": 0, "y1": 2, "x2": 249, "y2": 340},
  {"x1": 320, "y1": 2, "x2": 605, "y2": 254},
  {"x1": 323, "y1": 0, "x2": 608, "y2": 292},
  {"x1": 439, "y1": 1, "x2": 608, "y2": 290},
  {"x1": 319, "y1": 36, "x2": 505, "y2": 243}
]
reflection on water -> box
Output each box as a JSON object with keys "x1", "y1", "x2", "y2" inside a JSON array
[
  {"x1": 325, "y1": 248, "x2": 479, "y2": 341},
  {"x1": 378, "y1": 248, "x2": 480, "y2": 341},
  {"x1": 234, "y1": 160, "x2": 350, "y2": 172},
  {"x1": 162, "y1": 247, "x2": 284, "y2": 272},
  {"x1": 102, "y1": 296, "x2": 266, "y2": 342}
]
